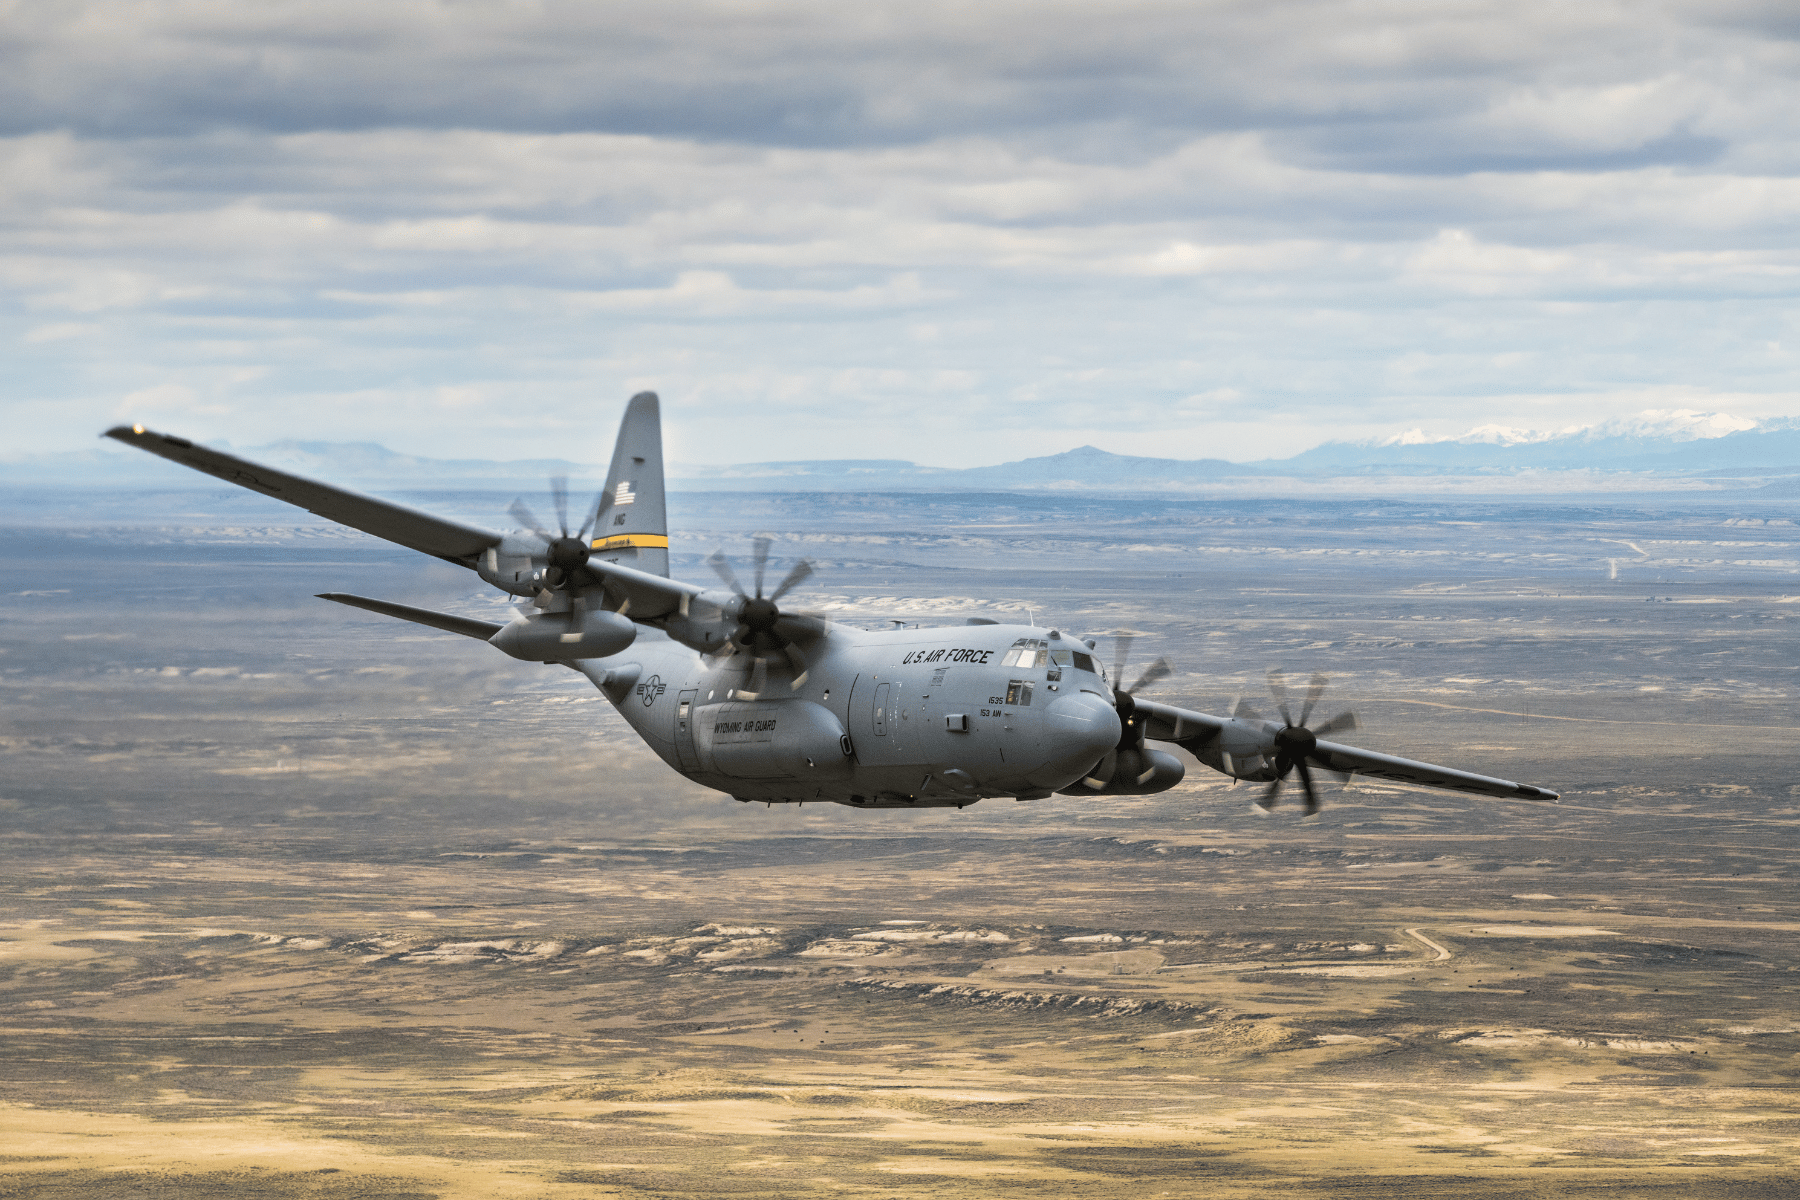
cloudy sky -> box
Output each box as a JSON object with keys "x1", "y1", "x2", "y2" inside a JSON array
[{"x1": 5, "y1": 1, "x2": 1799, "y2": 465}]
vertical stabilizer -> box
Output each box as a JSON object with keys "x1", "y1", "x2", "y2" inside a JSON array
[{"x1": 588, "y1": 391, "x2": 670, "y2": 577}]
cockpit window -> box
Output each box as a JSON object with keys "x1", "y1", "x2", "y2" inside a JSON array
[
  {"x1": 1000, "y1": 638, "x2": 1048, "y2": 668},
  {"x1": 1001, "y1": 639, "x2": 1096, "y2": 671}
]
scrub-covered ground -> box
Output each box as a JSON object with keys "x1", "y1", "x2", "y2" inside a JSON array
[{"x1": 2, "y1": 483, "x2": 1797, "y2": 1197}]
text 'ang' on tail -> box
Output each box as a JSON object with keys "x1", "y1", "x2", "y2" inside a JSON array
[{"x1": 587, "y1": 391, "x2": 669, "y2": 577}]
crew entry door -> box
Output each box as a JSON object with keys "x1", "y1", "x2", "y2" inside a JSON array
[{"x1": 871, "y1": 682, "x2": 891, "y2": 736}]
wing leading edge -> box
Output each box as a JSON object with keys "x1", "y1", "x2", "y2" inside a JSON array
[
  {"x1": 1130, "y1": 696, "x2": 1559, "y2": 803},
  {"x1": 104, "y1": 425, "x2": 502, "y2": 567}
]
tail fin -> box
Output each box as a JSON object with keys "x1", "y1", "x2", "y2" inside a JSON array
[{"x1": 588, "y1": 391, "x2": 670, "y2": 577}]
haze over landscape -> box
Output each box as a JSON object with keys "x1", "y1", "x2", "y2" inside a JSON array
[{"x1": 18, "y1": 407, "x2": 1800, "y2": 495}]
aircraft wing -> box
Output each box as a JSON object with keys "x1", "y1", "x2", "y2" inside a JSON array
[
  {"x1": 1131, "y1": 697, "x2": 1228, "y2": 743},
  {"x1": 316, "y1": 592, "x2": 503, "y2": 640},
  {"x1": 1304, "y1": 739, "x2": 1558, "y2": 801},
  {"x1": 104, "y1": 425, "x2": 501, "y2": 567},
  {"x1": 579, "y1": 557, "x2": 706, "y2": 620},
  {"x1": 1132, "y1": 696, "x2": 1559, "y2": 802}
]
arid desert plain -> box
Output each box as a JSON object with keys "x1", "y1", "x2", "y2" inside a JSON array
[{"x1": 3, "y1": 483, "x2": 1798, "y2": 1198}]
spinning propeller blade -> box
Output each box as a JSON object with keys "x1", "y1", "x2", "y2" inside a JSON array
[
  {"x1": 751, "y1": 536, "x2": 771, "y2": 598},
  {"x1": 1128, "y1": 657, "x2": 1172, "y2": 695},
  {"x1": 1300, "y1": 672, "x2": 1328, "y2": 727},
  {"x1": 576, "y1": 488, "x2": 606, "y2": 542},
  {"x1": 549, "y1": 475, "x2": 570, "y2": 536},
  {"x1": 707, "y1": 550, "x2": 745, "y2": 596},
  {"x1": 509, "y1": 479, "x2": 598, "y2": 631},
  {"x1": 706, "y1": 538, "x2": 822, "y2": 693},
  {"x1": 1110, "y1": 632, "x2": 1134, "y2": 690},
  {"x1": 509, "y1": 499, "x2": 554, "y2": 545},
  {"x1": 769, "y1": 558, "x2": 814, "y2": 602},
  {"x1": 1253, "y1": 669, "x2": 1358, "y2": 815}
]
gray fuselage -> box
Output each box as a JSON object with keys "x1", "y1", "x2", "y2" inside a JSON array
[{"x1": 578, "y1": 622, "x2": 1122, "y2": 808}]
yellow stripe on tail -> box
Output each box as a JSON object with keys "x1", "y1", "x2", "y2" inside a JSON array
[{"x1": 590, "y1": 534, "x2": 670, "y2": 552}]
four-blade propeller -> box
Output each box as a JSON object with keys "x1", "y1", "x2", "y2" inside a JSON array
[{"x1": 1236, "y1": 669, "x2": 1358, "y2": 815}]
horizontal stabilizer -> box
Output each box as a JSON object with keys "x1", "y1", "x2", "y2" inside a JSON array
[
  {"x1": 316, "y1": 593, "x2": 502, "y2": 641},
  {"x1": 105, "y1": 425, "x2": 501, "y2": 567}
]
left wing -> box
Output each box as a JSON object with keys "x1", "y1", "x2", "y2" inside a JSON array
[
  {"x1": 1131, "y1": 696, "x2": 1559, "y2": 802},
  {"x1": 105, "y1": 425, "x2": 501, "y2": 567},
  {"x1": 104, "y1": 424, "x2": 737, "y2": 649}
]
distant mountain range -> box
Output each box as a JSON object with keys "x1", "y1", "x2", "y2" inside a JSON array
[
  {"x1": 8, "y1": 410, "x2": 1800, "y2": 493},
  {"x1": 1287, "y1": 412, "x2": 1800, "y2": 475}
]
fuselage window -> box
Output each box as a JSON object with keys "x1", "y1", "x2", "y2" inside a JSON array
[{"x1": 1004, "y1": 679, "x2": 1035, "y2": 706}]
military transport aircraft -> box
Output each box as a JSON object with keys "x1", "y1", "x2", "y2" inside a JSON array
[{"x1": 106, "y1": 393, "x2": 1558, "y2": 812}]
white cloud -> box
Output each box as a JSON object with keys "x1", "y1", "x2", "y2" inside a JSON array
[{"x1": 23, "y1": 322, "x2": 97, "y2": 343}]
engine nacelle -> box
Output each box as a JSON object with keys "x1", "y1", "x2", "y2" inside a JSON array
[
  {"x1": 476, "y1": 533, "x2": 556, "y2": 598},
  {"x1": 489, "y1": 609, "x2": 637, "y2": 662},
  {"x1": 1057, "y1": 745, "x2": 1186, "y2": 796},
  {"x1": 694, "y1": 699, "x2": 852, "y2": 780}
]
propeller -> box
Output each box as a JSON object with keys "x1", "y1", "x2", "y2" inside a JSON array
[
  {"x1": 1108, "y1": 631, "x2": 1172, "y2": 722},
  {"x1": 509, "y1": 474, "x2": 606, "y2": 629},
  {"x1": 706, "y1": 537, "x2": 821, "y2": 696},
  {"x1": 1245, "y1": 669, "x2": 1358, "y2": 815},
  {"x1": 1071, "y1": 633, "x2": 1175, "y2": 788}
]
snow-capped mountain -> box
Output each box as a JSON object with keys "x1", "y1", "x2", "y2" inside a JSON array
[{"x1": 1288, "y1": 410, "x2": 1800, "y2": 473}]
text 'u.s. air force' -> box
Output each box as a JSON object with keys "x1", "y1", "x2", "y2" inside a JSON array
[{"x1": 900, "y1": 647, "x2": 995, "y2": 666}]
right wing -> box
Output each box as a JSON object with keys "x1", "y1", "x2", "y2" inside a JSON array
[
  {"x1": 104, "y1": 425, "x2": 501, "y2": 567},
  {"x1": 1304, "y1": 739, "x2": 1559, "y2": 802},
  {"x1": 1131, "y1": 696, "x2": 1559, "y2": 802}
]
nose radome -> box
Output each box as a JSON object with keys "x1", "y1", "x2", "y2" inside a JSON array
[{"x1": 1030, "y1": 690, "x2": 1123, "y2": 786}]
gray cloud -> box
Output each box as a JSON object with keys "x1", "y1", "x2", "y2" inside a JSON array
[
  {"x1": 2, "y1": 2, "x2": 1779, "y2": 161},
  {"x1": 3, "y1": 2, "x2": 1798, "y2": 464}
]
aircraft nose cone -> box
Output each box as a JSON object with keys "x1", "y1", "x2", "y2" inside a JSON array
[{"x1": 1029, "y1": 690, "x2": 1124, "y2": 787}]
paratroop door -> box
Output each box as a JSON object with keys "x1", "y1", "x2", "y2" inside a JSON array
[{"x1": 674, "y1": 689, "x2": 700, "y2": 771}]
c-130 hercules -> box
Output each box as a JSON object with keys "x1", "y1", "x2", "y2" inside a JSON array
[{"x1": 108, "y1": 393, "x2": 1558, "y2": 813}]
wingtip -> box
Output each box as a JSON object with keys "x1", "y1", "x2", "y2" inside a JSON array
[
  {"x1": 1514, "y1": 784, "x2": 1560, "y2": 803},
  {"x1": 105, "y1": 424, "x2": 194, "y2": 450}
]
